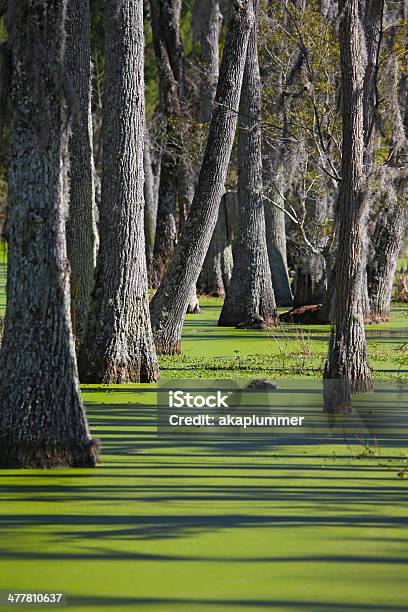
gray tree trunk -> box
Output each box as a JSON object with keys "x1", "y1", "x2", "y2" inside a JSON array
[
  {"x1": 65, "y1": 0, "x2": 98, "y2": 345},
  {"x1": 362, "y1": 0, "x2": 383, "y2": 158},
  {"x1": 264, "y1": 168, "x2": 293, "y2": 307},
  {"x1": 261, "y1": 6, "x2": 293, "y2": 308},
  {"x1": 292, "y1": 195, "x2": 330, "y2": 307},
  {"x1": 186, "y1": 0, "x2": 223, "y2": 308},
  {"x1": 359, "y1": 0, "x2": 383, "y2": 320},
  {"x1": 365, "y1": 21, "x2": 406, "y2": 322},
  {"x1": 324, "y1": 0, "x2": 372, "y2": 412},
  {"x1": 150, "y1": 0, "x2": 255, "y2": 354},
  {"x1": 197, "y1": 0, "x2": 223, "y2": 123},
  {"x1": 144, "y1": 126, "x2": 157, "y2": 274},
  {"x1": 78, "y1": 0, "x2": 159, "y2": 384},
  {"x1": 219, "y1": 8, "x2": 277, "y2": 327},
  {"x1": 367, "y1": 196, "x2": 408, "y2": 321},
  {"x1": 149, "y1": 0, "x2": 184, "y2": 288},
  {"x1": 194, "y1": 0, "x2": 231, "y2": 299},
  {"x1": 0, "y1": 0, "x2": 98, "y2": 469},
  {"x1": 198, "y1": 191, "x2": 238, "y2": 296}
]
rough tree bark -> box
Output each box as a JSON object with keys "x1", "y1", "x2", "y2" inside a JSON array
[
  {"x1": 78, "y1": 0, "x2": 159, "y2": 384},
  {"x1": 365, "y1": 21, "x2": 406, "y2": 322},
  {"x1": 359, "y1": 0, "x2": 383, "y2": 319},
  {"x1": 0, "y1": 0, "x2": 98, "y2": 468},
  {"x1": 367, "y1": 192, "x2": 408, "y2": 321},
  {"x1": 261, "y1": 3, "x2": 293, "y2": 307},
  {"x1": 65, "y1": 0, "x2": 98, "y2": 345},
  {"x1": 362, "y1": 0, "x2": 383, "y2": 158},
  {"x1": 185, "y1": 0, "x2": 223, "y2": 310},
  {"x1": 149, "y1": 0, "x2": 184, "y2": 288},
  {"x1": 144, "y1": 125, "x2": 157, "y2": 274},
  {"x1": 219, "y1": 6, "x2": 277, "y2": 327},
  {"x1": 264, "y1": 164, "x2": 293, "y2": 307},
  {"x1": 150, "y1": 0, "x2": 255, "y2": 354},
  {"x1": 196, "y1": 0, "x2": 223, "y2": 123},
  {"x1": 324, "y1": 0, "x2": 372, "y2": 412}
]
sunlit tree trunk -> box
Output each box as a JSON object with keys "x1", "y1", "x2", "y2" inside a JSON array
[
  {"x1": 324, "y1": 0, "x2": 372, "y2": 412},
  {"x1": 0, "y1": 0, "x2": 98, "y2": 468},
  {"x1": 367, "y1": 195, "x2": 407, "y2": 321},
  {"x1": 65, "y1": 0, "x2": 98, "y2": 345},
  {"x1": 219, "y1": 5, "x2": 277, "y2": 327},
  {"x1": 144, "y1": 126, "x2": 157, "y2": 275},
  {"x1": 196, "y1": 0, "x2": 222, "y2": 122},
  {"x1": 78, "y1": 0, "x2": 159, "y2": 383},
  {"x1": 150, "y1": 0, "x2": 255, "y2": 354},
  {"x1": 149, "y1": 0, "x2": 184, "y2": 288}
]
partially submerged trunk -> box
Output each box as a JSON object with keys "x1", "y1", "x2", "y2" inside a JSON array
[
  {"x1": 65, "y1": 0, "x2": 98, "y2": 344},
  {"x1": 150, "y1": 0, "x2": 255, "y2": 354},
  {"x1": 78, "y1": 0, "x2": 159, "y2": 384},
  {"x1": 324, "y1": 0, "x2": 372, "y2": 412},
  {"x1": 219, "y1": 9, "x2": 277, "y2": 327},
  {"x1": 0, "y1": 0, "x2": 98, "y2": 469}
]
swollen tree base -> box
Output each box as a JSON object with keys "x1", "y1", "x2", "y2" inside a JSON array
[
  {"x1": 79, "y1": 328, "x2": 160, "y2": 384},
  {"x1": 324, "y1": 321, "x2": 372, "y2": 414},
  {"x1": 218, "y1": 6, "x2": 277, "y2": 329},
  {"x1": 78, "y1": 0, "x2": 159, "y2": 383},
  {"x1": 0, "y1": 440, "x2": 98, "y2": 470},
  {"x1": 0, "y1": 1, "x2": 98, "y2": 469}
]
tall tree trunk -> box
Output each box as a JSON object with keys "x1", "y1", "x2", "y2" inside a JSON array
[
  {"x1": 0, "y1": 0, "x2": 98, "y2": 469},
  {"x1": 219, "y1": 7, "x2": 277, "y2": 327},
  {"x1": 362, "y1": 0, "x2": 383, "y2": 160},
  {"x1": 78, "y1": 0, "x2": 159, "y2": 384},
  {"x1": 365, "y1": 22, "x2": 406, "y2": 321},
  {"x1": 359, "y1": 0, "x2": 383, "y2": 319},
  {"x1": 149, "y1": 0, "x2": 184, "y2": 288},
  {"x1": 144, "y1": 125, "x2": 157, "y2": 274},
  {"x1": 264, "y1": 166, "x2": 293, "y2": 307},
  {"x1": 187, "y1": 0, "x2": 223, "y2": 306},
  {"x1": 367, "y1": 194, "x2": 407, "y2": 321},
  {"x1": 324, "y1": 0, "x2": 372, "y2": 412},
  {"x1": 65, "y1": 0, "x2": 98, "y2": 345},
  {"x1": 261, "y1": 6, "x2": 293, "y2": 308},
  {"x1": 197, "y1": 0, "x2": 222, "y2": 122},
  {"x1": 150, "y1": 0, "x2": 255, "y2": 354}
]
